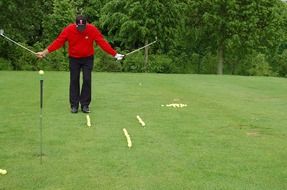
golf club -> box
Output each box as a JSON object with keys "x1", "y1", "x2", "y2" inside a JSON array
[
  {"x1": 125, "y1": 39, "x2": 157, "y2": 57},
  {"x1": 0, "y1": 29, "x2": 36, "y2": 55}
]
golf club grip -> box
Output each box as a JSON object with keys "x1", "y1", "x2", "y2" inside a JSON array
[{"x1": 40, "y1": 80, "x2": 43, "y2": 108}]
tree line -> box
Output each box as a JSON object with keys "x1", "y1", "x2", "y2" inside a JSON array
[{"x1": 0, "y1": 0, "x2": 287, "y2": 76}]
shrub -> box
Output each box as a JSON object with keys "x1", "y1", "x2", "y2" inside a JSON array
[
  {"x1": 121, "y1": 53, "x2": 145, "y2": 72},
  {"x1": 273, "y1": 49, "x2": 287, "y2": 77},
  {"x1": 247, "y1": 53, "x2": 274, "y2": 76},
  {"x1": 200, "y1": 53, "x2": 217, "y2": 74},
  {"x1": 0, "y1": 58, "x2": 12, "y2": 70},
  {"x1": 94, "y1": 49, "x2": 121, "y2": 72},
  {"x1": 148, "y1": 54, "x2": 175, "y2": 73}
]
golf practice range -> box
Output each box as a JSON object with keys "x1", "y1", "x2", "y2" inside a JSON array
[{"x1": 0, "y1": 71, "x2": 286, "y2": 190}]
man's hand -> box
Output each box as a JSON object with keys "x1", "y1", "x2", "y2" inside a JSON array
[
  {"x1": 36, "y1": 49, "x2": 49, "y2": 59},
  {"x1": 114, "y1": 53, "x2": 125, "y2": 61}
]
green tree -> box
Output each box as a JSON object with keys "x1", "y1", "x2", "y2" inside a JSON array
[
  {"x1": 73, "y1": 0, "x2": 109, "y2": 23},
  {"x1": 43, "y1": 0, "x2": 76, "y2": 43},
  {"x1": 0, "y1": 0, "x2": 46, "y2": 70},
  {"x1": 41, "y1": 0, "x2": 76, "y2": 70},
  {"x1": 99, "y1": 0, "x2": 182, "y2": 70},
  {"x1": 186, "y1": 0, "x2": 286, "y2": 75}
]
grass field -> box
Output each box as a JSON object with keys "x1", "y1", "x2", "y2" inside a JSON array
[{"x1": 0, "y1": 71, "x2": 286, "y2": 190}]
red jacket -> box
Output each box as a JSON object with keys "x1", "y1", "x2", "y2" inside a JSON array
[{"x1": 47, "y1": 23, "x2": 117, "y2": 58}]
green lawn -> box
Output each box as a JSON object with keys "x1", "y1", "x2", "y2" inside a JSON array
[{"x1": 0, "y1": 71, "x2": 286, "y2": 190}]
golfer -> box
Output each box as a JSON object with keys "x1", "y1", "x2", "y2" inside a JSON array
[{"x1": 36, "y1": 15, "x2": 124, "y2": 113}]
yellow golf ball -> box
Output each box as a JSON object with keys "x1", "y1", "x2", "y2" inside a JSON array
[
  {"x1": 39, "y1": 70, "x2": 44, "y2": 75},
  {"x1": 0, "y1": 169, "x2": 7, "y2": 175}
]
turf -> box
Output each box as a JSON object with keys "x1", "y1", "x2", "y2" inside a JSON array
[{"x1": 0, "y1": 71, "x2": 286, "y2": 190}]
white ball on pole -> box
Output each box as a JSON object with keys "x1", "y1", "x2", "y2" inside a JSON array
[{"x1": 38, "y1": 70, "x2": 44, "y2": 75}]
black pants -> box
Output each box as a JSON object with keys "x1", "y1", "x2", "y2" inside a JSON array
[{"x1": 69, "y1": 56, "x2": 94, "y2": 109}]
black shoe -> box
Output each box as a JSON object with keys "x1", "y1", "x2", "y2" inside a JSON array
[
  {"x1": 71, "y1": 107, "x2": 78, "y2": 113},
  {"x1": 81, "y1": 106, "x2": 90, "y2": 113}
]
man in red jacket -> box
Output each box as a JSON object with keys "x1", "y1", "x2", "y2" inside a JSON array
[{"x1": 36, "y1": 15, "x2": 124, "y2": 113}]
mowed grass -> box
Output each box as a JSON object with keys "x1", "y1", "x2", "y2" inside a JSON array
[{"x1": 0, "y1": 71, "x2": 286, "y2": 190}]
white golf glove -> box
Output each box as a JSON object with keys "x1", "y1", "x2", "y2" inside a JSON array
[{"x1": 114, "y1": 53, "x2": 125, "y2": 61}]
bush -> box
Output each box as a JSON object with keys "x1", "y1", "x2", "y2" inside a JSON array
[
  {"x1": 122, "y1": 53, "x2": 176, "y2": 73},
  {"x1": 273, "y1": 49, "x2": 287, "y2": 77},
  {"x1": 41, "y1": 50, "x2": 69, "y2": 71},
  {"x1": 16, "y1": 50, "x2": 39, "y2": 71},
  {"x1": 170, "y1": 52, "x2": 199, "y2": 74},
  {"x1": 94, "y1": 49, "x2": 121, "y2": 72},
  {"x1": 0, "y1": 58, "x2": 12, "y2": 70},
  {"x1": 147, "y1": 54, "x2": 175, "y2": 73},
  {"x1": 200, "y1": 53, "x2": 217, "y2": 74},
  {"x1": 247, "y1": 53, "x2": 274, "y2": 76},
  {"x1": 3, "y1": 45, "x2": 38, "y2": 70},
  {"x1": 121, "y1": 53, "x2": 145, "y2": 72}
]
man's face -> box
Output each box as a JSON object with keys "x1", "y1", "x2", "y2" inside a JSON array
[{"x1": 76, "y1": 18, "x2": 87, "y2": 32}]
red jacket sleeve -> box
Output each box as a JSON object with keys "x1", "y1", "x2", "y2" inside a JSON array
[
  {"x1": 47, "y1": 27, "x2": 69, "y2": 53},
  {"x1": 92, "y1": 27, "x2": 117, "y2": 56}
]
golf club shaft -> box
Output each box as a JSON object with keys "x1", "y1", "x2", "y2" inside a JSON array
[
  {"x1": 0, "y1": 34, "x2": 36, "y2": 54},
  {"x1": 125, "y1": 40, "x2": 157, "y2": 56}
]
